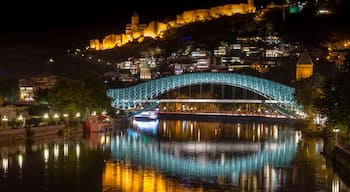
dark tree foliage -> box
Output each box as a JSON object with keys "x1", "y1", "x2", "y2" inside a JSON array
[
  {"x1": 34, "y1": 88, "x2": 49, "y2": 104},
  {"x1": 0, "y1": 77, "x2": 19, "y2": 103},
  {"x1": 48, "y1": 71, "x2": 111, "y2": 119},
  {"x1": 78, "y1": 70, "x2": 112, "y2": 113},
  {"x1": 315, "y1": 52, "x2": 350, "y2": 131},
  {"x1": 48, "y1": 77, "x2": 85, "y2": 116},
  {"x1": 294, "y1": 73, "x2": 325, "y2": 115}
]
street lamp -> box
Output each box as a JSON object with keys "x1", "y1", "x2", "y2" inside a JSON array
[
  {"x1": 43, "y1": 113, "x2": 49, "y2": 126},
  {"x1": 75, "y1": 112, "x2": 81, "y2": 123},
  {"x1": 17, "y1": 114, "x2": 25, "y2": 128},
  {"x1": 333, "y1": 127, "x2": 340, "y2": 145},
  {"x1": 2, "y1": 115, "x2": 8, "y2": 129},
  {"x1": 63, "y1": 113, "x2": 69, "y2": 125},
  {"x1": 53, "y1": 113, "x2": 59, "y2": 125}
]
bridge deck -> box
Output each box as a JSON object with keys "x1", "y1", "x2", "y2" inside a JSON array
[{"x1": 151, "y1": 99, "x2": 281, "y2": 103}]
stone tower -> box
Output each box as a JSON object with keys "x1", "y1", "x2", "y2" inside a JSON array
[
  {"x1": 247, "y1": 0, "x2": 254, "y2": 7},
  {"x1": 247, "y1": 0, "x2": 255, "y2": 13},
  {"x1": 296, "y1": 51, "x2": 314, "y2": 81},
  {"x1": 131, "y1": 12, "x2": 139, "y2": 31}
]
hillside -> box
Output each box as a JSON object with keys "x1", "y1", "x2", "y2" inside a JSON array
[{"x1": 84, "y1": 13, "x2": 268, "y2": 62}]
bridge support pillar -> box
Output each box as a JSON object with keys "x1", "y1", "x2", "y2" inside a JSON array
[
  {"x1": 221, "y1": 84, "x2": 225, "y2": 99},
  {"x1": 232, "y1": 87, "x2": 235, "y2": 99}
]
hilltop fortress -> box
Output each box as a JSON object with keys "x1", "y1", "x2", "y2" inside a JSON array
[{"x1": 90, "y1": 0, "x2": 255, "y2": 50}]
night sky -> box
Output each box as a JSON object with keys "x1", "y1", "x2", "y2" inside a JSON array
[
  {"x1": 1, "y1": 0, "x2": 250, "y2": 47},
  {"x1": 0, "y1": 0, "x2": 300, "y2": 78}
]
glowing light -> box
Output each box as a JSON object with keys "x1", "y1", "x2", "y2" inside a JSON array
[
  {"x1": 43, "y1": 113, "x2": 49, "y2": 119},
  {"x1": 18, "y1": 114, "x2": 23, "y2": 121},
  {"x1": 54, "y1": 144, "x2": 59, "y2": 159},
  {"x1": 18, "y1": 154, "x2": 23, "y2": 169},
  {"x1": 134, "y1": 110, "x2": 158, "y2": 120},
  {"x1": 106, "y1": 136, "x2": 110, "y2": 144},
  {"x1": 221, "y1": 153, "x2": 225, "y2": 166},
  {"x1": 237, "y1": 124, "x2": 241, "y2": 139},
  {"x1": 2, "y1": 158, "x2": 8, "y2": 172},
  {"x1": 273, "y1": 125, "x2": 278, "y2": 139},
  {"x1": 100, "y1": 134, "x2": 106, "y2": 144},
  {"x1": 64, "y1": 143, "x2": 69, "y2": 157},
  {"x1": 44, "y1": 148, "x2": 49, "y2": 163},
  {"x1": 53, "y1": 113, "x2": 59, "y2": 119},
  {"x1": 197, "y1": 129, "x2": 201, "y2": 142},
  {"x1": 134, "y1": 120, "x2": 159, "y2": 134},
  {"x1": 2, "y1": 115, "x2": 8, "y2": 122},
  {"x1": 332, "y1": 175, "x2": 340, "y2": 192},
  {"x1": 76, "y1": 144, "x2": 80, "y2": 159},
  {"x1": 318, "y1": 9, "x2": 331, "y2": 15}
]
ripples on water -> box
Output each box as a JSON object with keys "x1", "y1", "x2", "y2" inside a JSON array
[{"x1": 0, "y1": 119, "x2": 349, "y2": 192}]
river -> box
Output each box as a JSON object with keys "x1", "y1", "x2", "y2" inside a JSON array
[{"x1": 0, "y1": 118, "x2": 349, "y2": 192}]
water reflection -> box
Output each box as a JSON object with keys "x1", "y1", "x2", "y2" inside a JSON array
[
  {"x1": 103, "y1": 161, "x2": 203, "y2": 192},
  {"x1": 155, "y1": 120, "x2": 288, "y2": 142},
  {"x1": 109, "y1": 124, "x2": 300, "y2": 190},
  {"x1": 0, "y1": 120, "x2": 349, "y2": 192}
]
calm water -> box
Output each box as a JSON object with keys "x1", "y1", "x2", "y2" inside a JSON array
[{"x1": 0, "y1": 118, "x2": 349, "y2": 192}]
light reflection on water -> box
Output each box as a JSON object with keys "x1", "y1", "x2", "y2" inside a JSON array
[{"x1": 0, "y1": 119, "x2": 349, "y2": 192}]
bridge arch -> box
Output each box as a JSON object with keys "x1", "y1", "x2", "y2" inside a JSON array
[{"x1": 107, "y1": 73, "x2": 300, "y2": 114}]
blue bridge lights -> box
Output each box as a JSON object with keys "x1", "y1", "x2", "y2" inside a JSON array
[
  {"x1": 107, "y1": 72, "x2": 301, "y2": 115},
  {"x1": 110, "y1": 130, "x2": 300, "y2": 180}
]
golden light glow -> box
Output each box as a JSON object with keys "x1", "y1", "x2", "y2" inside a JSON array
[
  {"x1": 90, "y1": 1, "x2": 255, "y2": 50},
  {"x1": 103, "y1": 161, "x2": 204, "y2": 192},
  {"x1": 296, "y1": 64, "x2": 313, "y2": 81}
]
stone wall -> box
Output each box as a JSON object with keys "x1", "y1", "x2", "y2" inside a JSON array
[{"x1": 90, "y1": 1, "x2": 256, "y2": 50}]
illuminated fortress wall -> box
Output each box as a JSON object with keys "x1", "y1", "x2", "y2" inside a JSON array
[{"x1": 90, "y1": 0, "x2": 255, "y2": 50}]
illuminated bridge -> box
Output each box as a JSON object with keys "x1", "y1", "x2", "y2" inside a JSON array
[
  {"x1": 107, "y1": 73, "x2": 301, "y2": 115},
  {"x1": 109, "y1": 130, "x2": 300, "y2": 180}
]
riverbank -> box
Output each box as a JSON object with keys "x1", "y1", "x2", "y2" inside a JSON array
[
  {"x1": 297, "y1": 126, "x2": 350, "y2": 189},
  {"x1": 331, "y1": 145, "x2": 350, "y2": 187},
  {"x1": 0, "y1": 124, "x2": 84, "y2": 146}
]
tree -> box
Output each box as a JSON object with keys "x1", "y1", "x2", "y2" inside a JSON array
[
  {"x1": 77, "y1": 70, "x2": 112, "y2": 114},
  {"x1": 315, "y1": 52, "x2": 350, "y2": 133},
  {"x1": 294, "y1": 73, "x2": 325, "y2": 115},
  {"x1": 48, "y1": 71, "x2": 112, "y2": 120},
  {"x1": 0, "y1": 77, "x2": 19, "y2": 103},
  {"x1": 48, "y1": 77, "x2": 85, "y2": 116},
  {"x1": 34, "y1": 88, "x2": 49, "y2": 104},
  {"x1": 315, "y1": 79, "x2": 341, "y2": 127},
  {"x1": 0, "y1": 95, "x2": 4, "y2": 106}
]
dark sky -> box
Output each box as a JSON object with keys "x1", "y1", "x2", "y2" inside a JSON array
[
  {"x1": 1, "y1": 0, "x2": 249, "y2": 47},
  {"x1": 0, "y1": 0, "x2": 253, "y2": 78}
]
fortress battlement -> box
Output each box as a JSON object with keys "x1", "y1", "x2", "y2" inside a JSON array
[{"x1": 90, "y1": 0, "x2": 255, "y2": 50}]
